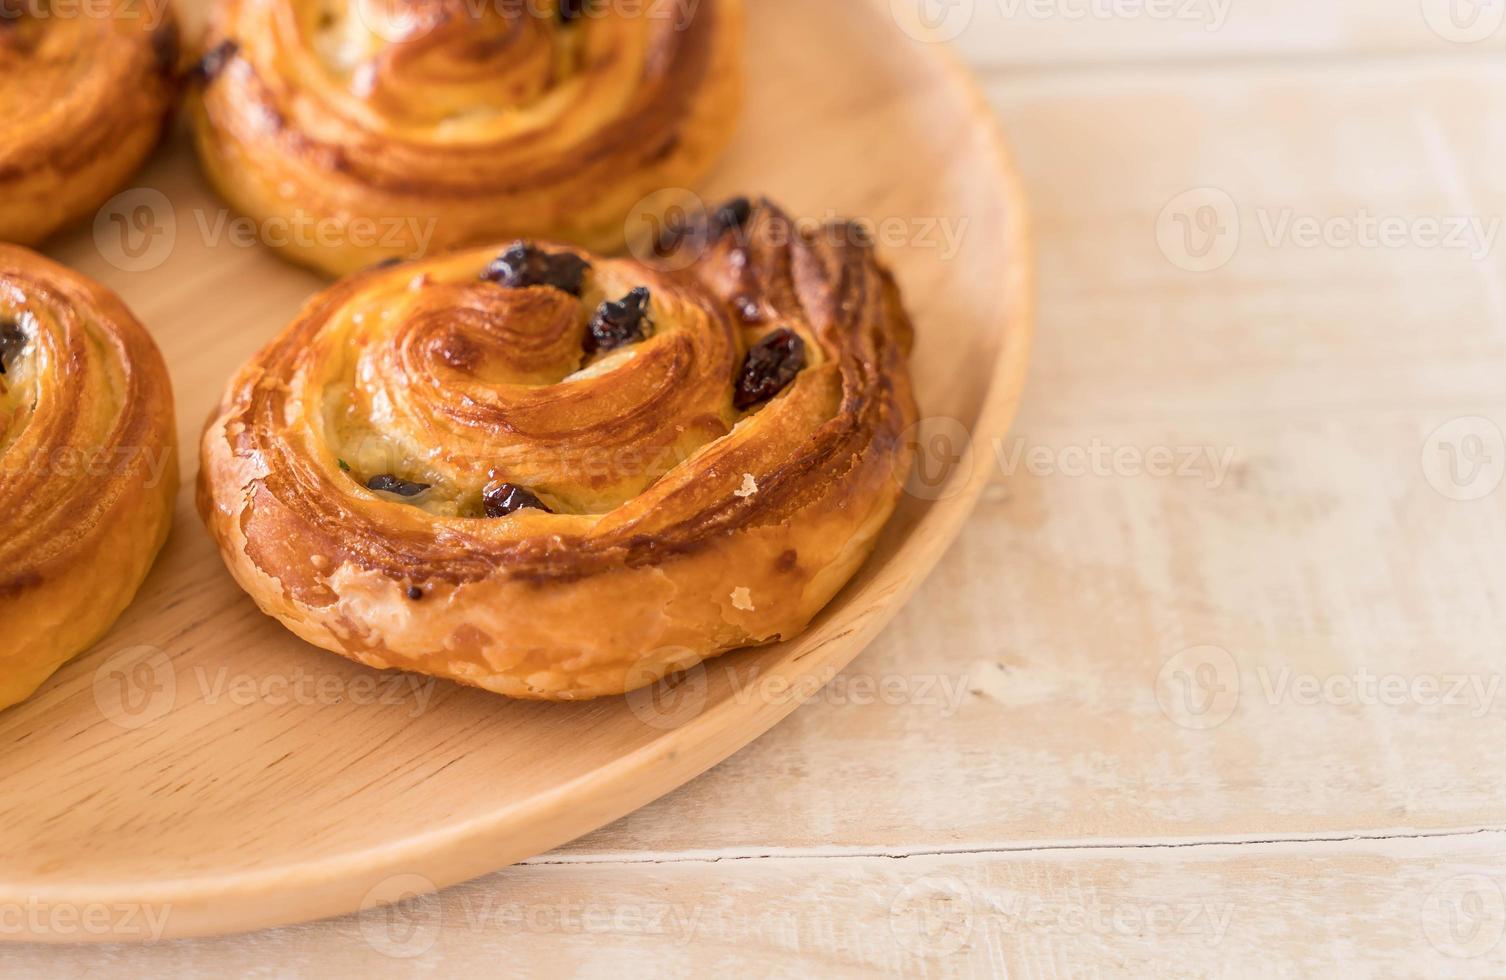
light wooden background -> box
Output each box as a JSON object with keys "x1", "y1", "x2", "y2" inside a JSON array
[{"x1": 11, "y1": 0, "x2": 1506, "y2": 974}]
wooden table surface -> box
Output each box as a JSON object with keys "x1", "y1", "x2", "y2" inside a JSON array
[{"x1": 12, "y1": 1, "x2": 1506, "y2": 975}]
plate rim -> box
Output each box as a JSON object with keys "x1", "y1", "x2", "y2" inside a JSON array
[{"x1": 3, "y1": 4, "x2": 1035, "y2": 942}]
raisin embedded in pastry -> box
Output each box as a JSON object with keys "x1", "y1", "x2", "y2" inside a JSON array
[{"x1": 197, "y1": 201, "x2": 918, "y2": 701}]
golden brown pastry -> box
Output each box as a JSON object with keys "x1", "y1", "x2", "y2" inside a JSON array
[
  {"x1": 186, "y1": 0, "x2": 743, "y2": 277},
  {"x1": 0, "y1": 5, "x2": 180, "y2": 245},
  {"x1": 198, "y1": 200, "x2": 916, "y2": 700},
  {"x1": 0, "y1": 246, "x2": 178, "y2": 710}
]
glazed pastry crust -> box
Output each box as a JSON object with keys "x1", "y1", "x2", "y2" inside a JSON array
[
  {"x1": 0, "y1": 8, "x2": 180, "y2": 245},
  {"x1": 0, "y1": 246, "x2": 179, "y2": 710},
  {"x1": 198, "y1": 201, "x2": 917, "y2": 700},
  {"x1": 187, "y1": 0, "x2": 743, "y2": 277}
]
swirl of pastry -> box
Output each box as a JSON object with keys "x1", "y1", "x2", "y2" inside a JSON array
[
  {"x1": 0, "y1": 245, "x2": 178, "y2": 710},
  {"x1": 186, "y1": 0, "x2": 743, "y2": 276},
  {"x1": 0, "y1": 2, "x2": 179, "y2": 245},
  {"x1": 198, "y1": 200, "x2": 917, "y2": 700}
]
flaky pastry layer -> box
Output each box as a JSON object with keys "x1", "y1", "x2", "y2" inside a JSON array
[
  {"x1": 198, "y1": 201, "x2": 918, "y2": 700},
  {"x1": 0, "y1": 8, "x2": 179, "y2": 245},
  {"x1": 188, "y1": 0, "x2": 743, "y2": 275},
  {"x1": 0, "y1": 246, "x2": 179, "y2": 710}
]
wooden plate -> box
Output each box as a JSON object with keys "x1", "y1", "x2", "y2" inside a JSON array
[{"x1": 0, "y1": 0, "x2": 1031, "y2": 941}]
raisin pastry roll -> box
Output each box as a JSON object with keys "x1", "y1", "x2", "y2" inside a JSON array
[
  {"x1": 198, "y1": 200, "x2": 917, "y2": 700},
  {"x1": 186, "y1": 0, "x2": 743, "y2": 276},
  {"x1": 0, "y1": 6, "x2": 180, "y2": 245},
  {"x1": 0, "y1": 246, "x2": 179, "y2": 710}
]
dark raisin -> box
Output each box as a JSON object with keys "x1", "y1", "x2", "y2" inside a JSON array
[
  {"x1": 585, "y1": 287, "x2": 651, "y2": 354},
  {"x1": 190, "y1": 39, "x2": 238, "y2": 85},
  {"x1": 480, "y1": 242, "x2": 590, "y2": 296},
  {"x1": 710, "y1": 197, "x2": 754, "y2": 240},
  {"x1": 367, "y1": 474, "x2": 431, "y2": 497},
  {"x1": 559, "y1": 0, "x2": 589, "y2": 21},
  {"x1": 367, "y1": 256, "x2": 403, "y2": 271},
  {"x1": 407, "y1": 585, "x2": 424, "y2": 600},
  {"x1": 733, "y1": 328, "x2": 806, "y2": 410},
  {"x1": 483, "y1": 482, "x2": 551, "y2": 517},
  {"x1": 0, "y1": 319, "x2": 27, "y2": 376}
]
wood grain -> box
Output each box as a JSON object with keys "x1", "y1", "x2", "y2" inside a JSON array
[
  {"x1": 9, "y1": 833, "x2": 1506, "y2": 976},
  {"x1": 0, "y1": 0, "x2": 1031, "y2": 943},
  {"x1": 8, "y1": 0, "x2": 1506, "y2": 973},
  {"x1": 560, "y1": 56, "x2": 1506, "y2": 857},
  {"x1": 951, "y1": 0, "x2": 1506, "y2": 68}
]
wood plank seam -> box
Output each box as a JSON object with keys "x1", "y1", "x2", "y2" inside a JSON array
[{"x1": 523, "y1": 827, "x2": 1506, "y2": 866}]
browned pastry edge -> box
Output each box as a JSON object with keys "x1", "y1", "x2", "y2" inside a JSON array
[
  {"x1": 186, "y1": 0, "x2": 744, "y2": 275},
  {"x1": 0, "y1": 245, "x2": 179, "y2": 710},
  {"x1": 0, "y1": 12, "x2": 180, "y2": 245},
  {"x1": 198, "y1": 201, "x2": 918, "y2": 700}
]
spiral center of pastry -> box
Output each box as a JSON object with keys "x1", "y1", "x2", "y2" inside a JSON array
[
  {"x1": 318, "y1": 249, "x2": 743, "y2": 516},
  {"x1": 298, "y1": 0, "x2": 607, "y2": 128}
]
